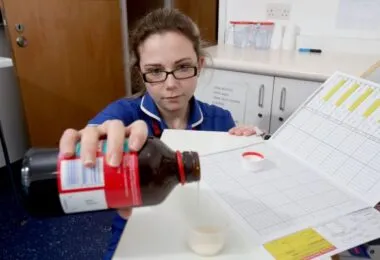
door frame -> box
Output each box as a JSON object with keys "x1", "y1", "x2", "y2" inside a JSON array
[
  {"x1": 217, "y1": 0, "x2": 227, "y2": 45},
  {"x1": 120, "y1": 0, "x2": 132, "y2": 96}
]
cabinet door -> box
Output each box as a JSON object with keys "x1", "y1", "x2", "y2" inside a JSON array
[
  {"x1": 195, "y1": 68, "x2": 274, "y2": 133},
  {"x1": 270, "y1": 77, "x2": 322, "y2": 133}
]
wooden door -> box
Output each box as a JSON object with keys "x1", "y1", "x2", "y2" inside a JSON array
[
  {"x1": 127, "y1": 0, "x2": 165, "y2": 29},
  {"x1": 173, "y1": 0, "x2": 218, "y2": 45},
  {"x1": 0, "y1": 0, "x2": 126, "y2": 147}
]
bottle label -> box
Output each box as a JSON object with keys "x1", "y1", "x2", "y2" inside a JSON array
[{"x1": 57, "y1": 139, "x2": 142, "y2": 214}]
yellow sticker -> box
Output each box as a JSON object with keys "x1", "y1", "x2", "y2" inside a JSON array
[{"x1": 264, "y1": 228, "x2": 336, "y2": 260}]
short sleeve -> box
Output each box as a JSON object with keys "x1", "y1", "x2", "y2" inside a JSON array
[
  {"x1": 224, "y1": 110, "x2": 236, "y2": 131},
  {"x1": 88, "y1": 99, "x2": 138, "y2": 126}
]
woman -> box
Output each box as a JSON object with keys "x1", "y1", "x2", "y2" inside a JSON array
[{"x1": 59, "y1": 8, "x2": 259, "y2": 260}]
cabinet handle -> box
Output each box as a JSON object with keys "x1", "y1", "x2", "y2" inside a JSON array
[
  {"x1": 258, "y1": 84, "x2": 264, "y2": 108},
  {"x1": 279, "y1": 87, "x2": 286, "y2": 111}
]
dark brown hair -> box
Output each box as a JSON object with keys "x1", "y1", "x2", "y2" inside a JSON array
[{"x1": 129, "y1": 8, "x2": 207, "y2": 96}]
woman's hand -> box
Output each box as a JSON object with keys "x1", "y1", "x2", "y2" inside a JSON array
[
  {"x1": 228, "y1": 125, "x2": 264, "y2": 137},
  {"x1": 59, "y1": 119, "x2": 149, "y2": 219},
  {"x1": 59, "y1": 120, "x2": 148, "y2": 166}
]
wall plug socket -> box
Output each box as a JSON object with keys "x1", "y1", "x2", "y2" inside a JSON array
[{"x1": 266, "y1": 3, "x2": 292, "y2": 20}]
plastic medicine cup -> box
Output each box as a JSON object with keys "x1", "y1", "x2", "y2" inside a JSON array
[
  {"x1": 187, "y1": 224, "x2": 227, "y2": 257},
  {"x1": 241, "y1": 151, "x2": 265, "y2": 172},
  {"x1": 179, "y1": 185, "x2": 230, "y2": 256}
]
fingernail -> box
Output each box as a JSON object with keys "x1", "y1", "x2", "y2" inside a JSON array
[
  {"x1": 84, "y1": 156, "x2": 94, "y2": 167},
  {"x1": 128, "y1": 140, "x2": 137, "y2": 151},
  {"x1": 60, "y1": 152, "x2": 72, "y2": 159},
  {"x1": 108, "y1": 153, "x2": 119, "y2": 167}
]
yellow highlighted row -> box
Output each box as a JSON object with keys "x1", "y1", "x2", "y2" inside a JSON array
[
  {"x1": 322, "y1": 77, "x2": 380, "y2": 119},
  {"x1": 323, "y1": 79, "x2": 346, "y2": 101},
  {"x1": 363, "y1": 99, "x2": 380, "y2": 118},
  {"x1": 349, "y1": 88, "x2": 374, "y2": 112},
  {"x1": 336, "y1": 83, "x2": 360, "y2": 107}
]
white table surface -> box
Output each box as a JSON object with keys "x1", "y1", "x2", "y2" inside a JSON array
[{"x1": 113, "y1": 130, "x2": 333, "y2": 260}]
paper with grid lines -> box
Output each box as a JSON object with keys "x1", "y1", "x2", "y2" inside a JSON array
[
  {"x1": 272, "y1": 71, "x2": 380, "y2": 206},
  {"x1": 199, "y1": 72, "x2": 380, "y2": 249},
  {"x1": 200, "y1": 142, "x2": 368, "y2": 243}
]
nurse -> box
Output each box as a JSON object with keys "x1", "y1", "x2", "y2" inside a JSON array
[{"x1": 59, "y1": 7, "x2": 260, "y2": 260}]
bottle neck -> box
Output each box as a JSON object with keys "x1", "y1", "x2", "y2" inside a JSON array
[{"x1": 176, "y1": 151, "x2": 200, "y2": 184}]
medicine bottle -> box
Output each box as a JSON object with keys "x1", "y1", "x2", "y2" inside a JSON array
[{"x1": 20, "y1": 136, "x2": 200, "y2": 217}]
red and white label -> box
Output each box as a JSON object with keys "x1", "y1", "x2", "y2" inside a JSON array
[{"x1": 57, "y1": 152, "x2": 142, "y2": 214}]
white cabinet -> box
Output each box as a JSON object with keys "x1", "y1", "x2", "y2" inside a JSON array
[
  {"x1": 195, "y1": 68, "x2": 323, "y2": 135},
  {"x1": 195, "y1": 68, "x2": 274, "y2": 132},
  {"x1": 269, "y1": 77, "x2": 322, "y2": 133}
]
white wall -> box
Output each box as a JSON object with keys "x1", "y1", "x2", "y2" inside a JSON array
[{"x1": 219, "y1": 0, "x2": 380, "y2": 54}]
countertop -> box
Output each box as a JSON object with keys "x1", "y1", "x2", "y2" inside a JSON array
[{"x1": 203, "y1": 45, "x2": 380, "y2": 82}]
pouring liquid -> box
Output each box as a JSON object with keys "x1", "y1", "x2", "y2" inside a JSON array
[{"x1": 188, "y1": 181, "x2": 225, "y2": 256}]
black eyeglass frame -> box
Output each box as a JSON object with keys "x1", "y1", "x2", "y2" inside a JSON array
[{"x1": 141, "y1": 66, "x2": 198, "y2": 83}]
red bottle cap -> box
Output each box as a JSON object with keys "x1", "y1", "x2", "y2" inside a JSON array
[{"x1": 176, "y1": 151, "x2": 186, "y2": 185}]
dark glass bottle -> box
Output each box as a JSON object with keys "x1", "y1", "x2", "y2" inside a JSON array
[{"x1": 20, "y1": 136, "x2": 200, "y2": 217}]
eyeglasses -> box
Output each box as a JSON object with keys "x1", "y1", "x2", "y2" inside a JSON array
[{"x1": 142, "y1": 66, "x2": 198, "y2": 83}]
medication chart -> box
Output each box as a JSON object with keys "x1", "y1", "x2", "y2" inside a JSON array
[
  {"x1": 273, "y1": 72, "x2": 380, "y2": 205},
  {"x1": 199, "y1": 72, "x2": 380, "y2": 258}
]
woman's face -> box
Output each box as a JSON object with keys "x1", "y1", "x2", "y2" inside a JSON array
[{"x1": 138, "y1": 31, "x2": 203, "y2": 113}]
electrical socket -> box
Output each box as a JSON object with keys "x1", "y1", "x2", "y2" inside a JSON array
[{"x1": 266, "y1": 3, "x2": 291, "y2": 20}]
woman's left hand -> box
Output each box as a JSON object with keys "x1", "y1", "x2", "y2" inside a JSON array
[{"x1": 228, "y1": 125, "x2": 264, "y2": 136}]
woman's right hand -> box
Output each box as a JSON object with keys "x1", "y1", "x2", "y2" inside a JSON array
[
  {"x1": 59, "y1": 119, "x2": 148, "y2": 167},
  {"x1": 58, "y1": 119, "x2": 149, "y2": 219}
]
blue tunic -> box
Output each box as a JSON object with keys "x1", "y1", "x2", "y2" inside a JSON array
[{"x1": 88, "y1": 92, "x2": 235, "y2": 259}]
